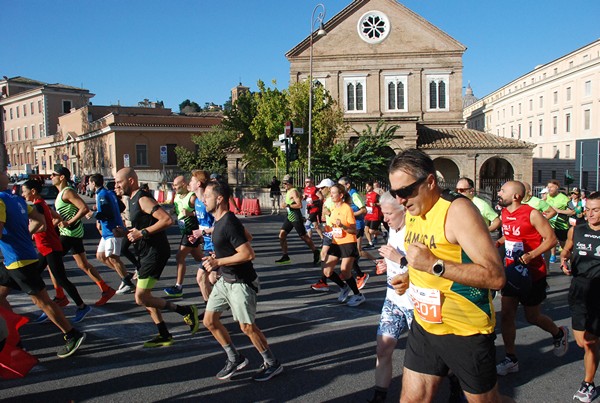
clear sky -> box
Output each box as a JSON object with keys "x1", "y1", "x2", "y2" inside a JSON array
[{"x1": 2, "y1": 0, "x2": 598, "y2": 111}]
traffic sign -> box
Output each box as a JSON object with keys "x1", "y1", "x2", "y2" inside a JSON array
[
  {"x1": 160, "y1": 145, "x2": 167, "y2": 164},
  {"x1": 272, "y1": 141, "x2": 285, "y2": 147},
  {"x1": 284, "y1": 121, "x2": 293, "y2": 137},
  {"x1": 124, "y1": 153, "x2": 130, "y2": 168},
  {"x1": 293, "y1": 128, "x2": 304, "y2": 134}
]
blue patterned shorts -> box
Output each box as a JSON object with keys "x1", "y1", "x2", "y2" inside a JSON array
[{"x1": 377, "y1": 298, "x2": 414, "y2": 340}]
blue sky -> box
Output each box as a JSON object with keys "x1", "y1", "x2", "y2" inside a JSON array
[{"x1": 2, "y1": 0, "x2": 598, "y2": 111}]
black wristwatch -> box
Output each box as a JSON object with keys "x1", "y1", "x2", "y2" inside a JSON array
[
  {"x1": 432, "y1": 259, "x2": 445, "y2": 277},
  {"x1": 201, "y1": 230, "x2": 207, "y2": 237},
  {"x1": 141, "y1": 229, "x2": 150, "y2": 239}
]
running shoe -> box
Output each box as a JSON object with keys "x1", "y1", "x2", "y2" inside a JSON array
[
  {"x1": 553, "y1": 325, "x2": 569, "y2": 357},
  {"x1": 253, "y1": 360, "x2": 283, "y2": 382},
  {"x1": 216, "y1": 355, "x2": 249, "y2": 380},
  {"x1": 164, "y1": 285, "x2": 183, "y2": 298},
  {"x1": 32, "y1": 312, "x2": 49, "y2": 324},
  {"x1": 53, "y1": 296, "x2": 69, "y2": 307},
  {"x1": 363, "y1": 243, "x2": 375, "y2": 250},
  {"x1": 95, "y1": 287, "x2": 116, "y2": 306},
  {"x1": 116, "y1": 282, "x2": 134, "y2": 295},
  {"x1": 338, "y1": 285, "x2": 351, "y2": 303},
  {"x1": 549, "y1": 255, "x2": 557, "y2": 263},
  {"x1": 375, "y1": 260, "x2": 387, "y2": 275},
  {"x1": 346, "y1": 294, "x2": 366, "y2": 307},
  {"x1": 57, "y1": 331, "x2": 86, "y2": 358},
  {"x1": 312, "y1": 250, "x2": 321, "y2": 266},
  {"x1": 183, "y1": 305, "x2": 200, "y2": 335},
  {"x1": 356, "y1": 273, "x2": 370, "y2": 290},
  {"x1": 496, "y1": 356, "x2": 519, "y2": 375},
  {"x1": 143, "y1": 335, "x2": 174, "y2": 348},
  {"x1": 73, "y1": 305, "x2": 92, "y2": 324},
  {"x1": 311, "y1": 279, "x2": 330, "y2": 292},
  {"x1": 275, "y1": 255, "x2": 291, "y2": 264},
  {"x1": 573, "y1": 381, "x2": 597, "y2": 402}
]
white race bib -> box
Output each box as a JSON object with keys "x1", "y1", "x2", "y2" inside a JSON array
[{"x1": 409, "y1": 283, "x2": 442, "y2": 323}]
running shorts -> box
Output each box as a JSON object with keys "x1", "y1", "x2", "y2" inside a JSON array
[
  {"x1": 377, "y1": 298, "x2": 413, "y2": 340},
  {"x1": 568, "y1": 276, "x2": 600, "y2": 336},
  {"x1": 180, "y1": 233, "x2": 203, "y2": 248},
  {"x1": 0, "y1": 261, "x2": 45, "y2": 295},
  {"x1": 60, "y1": 235, "x2": 86, "y2": 255},
  {"x1": 98, "y1": 237, "x2": 123, "y2": 257},
  {"x1": 501, "y1": 277, "x2": 547, "y2": 306},
  {"x1": 206, "y1": 277, "x2": 259, "y2": 324},
  {"x1": 365, "y1": 220, "x2": 382, "y2": 230},
  {"x1": 329, "y1": 242, "x2": 359, "y2": 259},
  {"x1": 281, "y1": 219, "x2": 307, "y2": 237}
]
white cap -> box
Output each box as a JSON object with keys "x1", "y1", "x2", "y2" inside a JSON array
[
  {"x1": 540, "y1": 187, "x2": 549, "y2": 194},
  {"x1": 316, "y1": 178, "x2": 335, "y2": 188}
]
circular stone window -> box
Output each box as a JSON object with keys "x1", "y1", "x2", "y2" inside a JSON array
[{"x1": 357, "y1": 10, "x2": 390, "y2": 44}]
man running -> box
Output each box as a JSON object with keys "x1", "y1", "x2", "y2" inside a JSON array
[
  {"x1": 201, "y1": 180, "x2": 283, "y2": 381},
  {"x1": 275, "y1": 175, "x2": 319, "y2": 266},
  {"x1": 311, "y1": 178, "x2": 336, "y2": 292},
  {"x1": 364, "y1": 181, "x2": 382, "y2": 249},
  {"x1": 521, "y1": 182, "x2": 557, "y2": 219},
  {"x1": 87, "y1": 174, "x2": 135, "y2": 295},
  {"x1": 495, "y1": 181, "x2": 569, "y2": 376},
  {"x1": 389, "y1": 149, "x2": 505, "y2": 402},
  {"x1": 164, "y1": 175, "x2": 202, "y2": 298},
  {"x1": 51, "y1": 167, "x2": 116, "y2": 306},
  {"x1": 455, "y1": 177, "x2": 501, "y2": 233},
  {"x1": 561, "y1": 191, "x2": 600, "y2": 402},
  {"x1": 303, "y1": 176, "x2": 323, "y2": 242},
  {"x1": 115, "y1": 167, "x2": 199, "y2": 347},
  {"x1": 545, "y1": 180, "x2": 571, "y2": 263},
  {"x1": 0, "y1": 173, "x2": 86, "y2": 358}
]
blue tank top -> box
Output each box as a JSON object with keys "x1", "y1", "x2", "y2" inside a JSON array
[
  {"x1": 194, "y1": 197, "x2": 214, "y2": 252},
  {"x1": 0, "y1": 190, "x2": 39, "y2": 269}
]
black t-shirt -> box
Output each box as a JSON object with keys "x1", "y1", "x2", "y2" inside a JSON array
[
  {"x1": 572, "y1": 223, "x2": 600, "y2": 279},
  {"x1": 213, "y1": 211, "x2": 257, "y2": 283}
]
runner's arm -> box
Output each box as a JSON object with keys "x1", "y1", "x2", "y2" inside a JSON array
[
  {"x1": 62, "y1": 189, "x2": 90, "y2": 225},
  {"x1": 27, "y1": 205, "x2": 46, "y2": 234}
]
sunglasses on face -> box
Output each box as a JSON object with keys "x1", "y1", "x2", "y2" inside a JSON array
[
  {"x1": 455, "y1": 187, "x2": 472, "y2": 193},
  {"x1": 390, "y1": 176, "x2": 427, "y2": 199}
]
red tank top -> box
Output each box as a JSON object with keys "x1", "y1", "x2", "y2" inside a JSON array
[
  {"x1": 304, "y1": 185, "x2": 320, "y2": 214},
  {"x1": 501, "y1": 204, "x2": 546, "y2": 280},
  {"x1": 33, "y1": 198, "x2": 63, "y2": 256},
  {"x1": 364, "y1": 191, "x2": 381, "y2": 221}
]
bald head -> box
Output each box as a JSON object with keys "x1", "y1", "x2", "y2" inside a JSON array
[
  {"x1": 173, "y1": 175, "x2": 189, "y2": 195},
  {"x1": 115, "y1": 167, "x2": 139, "y2": 197},
  {"x1": 497, "y1": 180, "x2": 525, "y2": 208},
  {"x1": 506, "y1": 181, "x2": 525, "y2": 199},
  {"x1": 0, "y1": 173, "x2": 9, "y2": 190}
]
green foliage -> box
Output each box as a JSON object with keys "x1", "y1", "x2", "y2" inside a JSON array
[
  {"x1": 179, "y1": 99, "x2": 202, "y2": 113},
  {"x1": 313, "y1": 121, "x2": 397, "y2": 182},
  {"x1": 174, "y1": 127, "x2": 237, "y2": 174}
]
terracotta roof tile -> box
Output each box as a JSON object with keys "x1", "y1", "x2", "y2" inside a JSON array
[{"x1": 417, "y1": 126, "x2": 535, "y2": 150}]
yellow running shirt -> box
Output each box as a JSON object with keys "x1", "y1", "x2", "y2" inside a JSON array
[{"x1": 404, "y1": 191, "x2": 495, "y2": 336}]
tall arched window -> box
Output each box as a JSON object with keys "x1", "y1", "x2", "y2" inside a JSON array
[{"x1": 427, "y1": 74, "x2": 449, "y2": 111}]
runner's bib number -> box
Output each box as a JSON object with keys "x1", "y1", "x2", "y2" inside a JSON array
[
  {"x1": 332, "y1": 227, "x2": 343, "y2": 238},
  {"x1": 409, "y1": 283, "x2": 442, "y2": 323},
  {"x1": 504, "y1": 240, "x2": 524, "y2": 265}
]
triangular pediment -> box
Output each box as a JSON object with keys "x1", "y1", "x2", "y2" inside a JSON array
[{"x1": 286, "y1": 0, "x2": 465, "y2": 60}]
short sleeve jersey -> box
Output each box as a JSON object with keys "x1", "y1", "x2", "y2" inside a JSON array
[
  {"x1": 571, "y1": 223, "x2": 600, "y2": 279},
  {"x1": 330, "y1": 202, "x2": 357, "y2": 245},
  {"x1": 194, "y1": 197, "x2": 214, "y2": 252},
  {"x1": 212, "y1": 211, "x2": 257, "y2": 284},
  {"x1": 471, "y1": 196, "x2": 499, "y2": 227},
  {"x1": 524, "y1": 196, "x2": 550, "y2": 213},
  {"x1": 364, "y1": 191, "x2": 381, "y2": 221},
  {"x1": 96, "y1": 187, "x2": 124, "y2": 239},
  {"x1": 304, "y1": 185, "x2": 321, "y2": 214},
  {"x1": 546, "y1": 192, "x2": 570, "y2": 230},
  {"x1": 349, "y1": 189, "x2": 365, "y2": 230},
  {"x1": 33, "y1": 198, "x2": 63, "y2": 256},
  {"x1": 0, "y1": 191, "x2": 38, "y2": 269}
]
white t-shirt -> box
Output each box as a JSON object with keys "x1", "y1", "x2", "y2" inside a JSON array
[{"x1": 386, "y1": 226, "x2": 413, "y2": 309}]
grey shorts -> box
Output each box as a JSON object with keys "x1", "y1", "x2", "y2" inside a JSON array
[{"x1": 206, "y1": 277, "x2": 260, "y2": 324}]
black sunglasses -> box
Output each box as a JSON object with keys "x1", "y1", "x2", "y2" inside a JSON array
[{"x1": 390, "y1": 176, "x2": 427, "y2": 199}]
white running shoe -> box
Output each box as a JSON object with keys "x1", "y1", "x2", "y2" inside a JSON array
[
  {"x1": 346, "y1": 294, "x2": 366, "y2": 307},
  {"x1": 553, "y1": 325, "x2": 569, "y2": 357},
  {"x1": 337, "y1": 285, "x2": 351, "y2": 303},
  {"x1": 496, "y1": 357, "x2": 519, "y2": 376}
]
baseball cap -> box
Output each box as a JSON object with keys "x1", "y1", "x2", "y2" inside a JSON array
[
  {"x1": 52, "y1": 167, "x2": 71, "y2": 180},
  {"x1": 210, "y1": 173, "x2": 221, "y2": 180},
  {"x1": 570, "y1": 187, "x2": 580, "y2": 194},
  {"x1": 316, "y1": 178, "x2": 335, "y2": 188},
  {"x1": 540, "y1": 187, "x2": 549, "y2": 194},
  {"x1": 282, "y1": 174, "x2": 292, "y2": 184}
]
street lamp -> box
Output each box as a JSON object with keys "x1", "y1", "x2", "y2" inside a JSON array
[{"x1": 308, "y1": 3, "x2": 326, "y2": 175}]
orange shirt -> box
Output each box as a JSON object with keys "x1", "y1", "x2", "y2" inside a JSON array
[{"x1": 330, "y1": 202, "x2": 356, "y2": 245}]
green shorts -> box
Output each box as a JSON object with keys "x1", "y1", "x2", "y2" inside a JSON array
[{"x1": 206, "y1": 277, "x2": 259, "y2": 324}]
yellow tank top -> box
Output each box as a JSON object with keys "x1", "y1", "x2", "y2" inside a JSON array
[{"x1": 405, "y1": 192, "x2": 495, "y2": 336}]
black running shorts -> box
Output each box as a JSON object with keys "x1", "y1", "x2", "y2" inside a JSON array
[
  {"x1": 404, "y1": 321, "x2": 497, "y2": 395},
  {"x1": 281, "y1": 219, "x2": 307, "y2": 237},
  {"x1": 501, "y1": 277, "x2": 547, "y2": 306},
  {"x1": 329, "y1": 242, "x2": 359, "y2": 259},
  {"x1": 138, "y1": 245, "x2": 171, "y2": 280},
  {"x1": 0, "y1": 261, "x2": 45, "y2": 295},
  {"x1": 568, "y1": 276, "x2": 600, "y2": 336},
  {"x1": 365, "y1": 220, "x2": 382, "y2": 230},
  {"x1": 60, "y1": 235, "x2": 86, "y2": 255},
  {"x1": 180, "y1": 233, "x2": 203, "y2": 248}
]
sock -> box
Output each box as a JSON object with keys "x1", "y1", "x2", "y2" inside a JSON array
[
  {"x1": 506, "y1": 353, "x2": 518, "y2": 363},
  {"x1": 353, "y1": 261, "x2": 364, "y2": 277},
  {"x1": 327, "y1": 272, "x2": 346, "y2": 288},
  {"x1": 175, "y1": 304, "x2": 191, "y2": 317},
  {"x1": 370, "y1": 386, "x2": 387, "y2": 403},
  {"x1": 64, "y1": 328, "x2": 80, "y2": 340},
  {"x1": 320, "y1": 275, "x2": 328, "y2": 284},
  {"x1": 346, "y1": 276, "x2": 360, "y2": 295},
  {"x1": 96, "y1": 280, "x2": 109, "y2": 293},
  {"x1": 55, "y1": 287, "x2": 65, "y2": 299},
  {"x1": 157, "y1": 321, "x2": 170, "y2": 338},
  {"x1": 175, "y1": 283, "x2": 182, "y2": 288},
  {"x1": 259, "y1": 348, "x2": 276, "y2": 366},
  {"x1": 223, "y1": 343, "x2": 239, "y2": 362}
]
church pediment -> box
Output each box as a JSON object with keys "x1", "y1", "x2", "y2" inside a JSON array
[{"x1": 286, "y1": 0, "x2": 466, "y2": 60}]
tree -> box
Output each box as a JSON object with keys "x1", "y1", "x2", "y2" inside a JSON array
[
  {"x1": 179, "y1": 99, "x2": 201, "y2": 113},
  {"x1": 313, "y1": 121, "x2": 397, "y2": 183},
  {"x1": 174, "y1": 127, "x2": 237, "y2": 173}
]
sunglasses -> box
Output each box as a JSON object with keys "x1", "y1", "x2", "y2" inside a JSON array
[
  {"x1": 455, "y1": 187, "x2": 472, "y2": 193},
  {"x1": 390, "y1": 177, "x2": 427, "y2": 199},
  {"x1": 51, "y1": 173, "x2": 59, "y2": 177}
]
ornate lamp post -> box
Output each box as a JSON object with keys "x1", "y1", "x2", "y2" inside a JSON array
[{"x1": 308, "y1": 3, "x2": 327, "y2": 175}]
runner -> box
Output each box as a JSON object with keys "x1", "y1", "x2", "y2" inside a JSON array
[
  {"x1": 545, "y1": 180, "x2": 571, "y2": 263},
  {"x1": 275, "y1": 175, "x2": 319, "y2": 266},
  {"x1": 322, "y1": 184, "x2": 365, "y2": 307},
  {"x1": 303, "y1": 176, "x2": 323, "y2": 242},
  {"x1": 521, "y1": 182, "x2": 557, "y2": 219},
  {"x1": 22, "y1": 179, "x2": 92, "y2": 324},
  {"x1": 269, "y1": 176, "x2": 281, "y2": 215},
  {"x1": 495, "y1": 181, "x2": 569, "y2": 376},
  {"x1": 114, "y1": 167, "x2": 199, "y2": 348},
  {"x1": 568, "y1": 188, "x2": 586, "y2": 227},
  {"x1": 51, "y1": 167, "x2": 116, "y2": 306},
  {"x1": 560, "y1": 191, "x2": 600, "y2": 402},
  {"x1": 86, "y1": 174, "x2": 135, "y2": 295},
  {"x1": 0, "y1": 173, "x2": 86, "y2": 358},
  {"x1": 363, "y1": 181, "x2": 382, "y2": 249},
  {"x1": 388, "y1": 149, "x2": 505, "y2": 402},
  {"x1": 311, "y1": 178, "x2": 335, "y2": 292},
  {"x1": 163, "y1": 175, "x2": 202, "y2": 298},
  {"x1": 201, "y1": 180, "x2": 283, "y2": 381},
  {"x1": 368, "y1": 191, "x2": 413, "y2": 403},
  {"x1": 455, "y1": 177, "x2": 501, "y2": 233}
]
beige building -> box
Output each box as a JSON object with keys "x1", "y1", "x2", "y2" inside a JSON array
[
  {"x1": 35, "y1": 104, "x2": 222, "y2": 185},
  {"x1": 464, "y1": 39, "x2": 600, "y2": 189},
  {"x1": 286, "y1": 0, "x2": 533, "y2": 189},
  {"x1": 0, "y1": 76, "x2": 93, "y2": 176}
]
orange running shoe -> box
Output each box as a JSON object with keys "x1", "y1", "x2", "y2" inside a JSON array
[{"x1": 95, "y1": 287, "x2": 116, "y2": 306}]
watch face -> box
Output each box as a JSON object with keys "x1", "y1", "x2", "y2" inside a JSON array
[{"x1": 433, "y1": 262, "x2": 444, "y2": 275}]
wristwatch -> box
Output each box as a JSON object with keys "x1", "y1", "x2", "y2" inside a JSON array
[
  {"x1": 141, "y1": 229, "x2": 150, "y2": 239},
  {"x1": 432, "y1": 259, "x2": 445, "y2": 277}
]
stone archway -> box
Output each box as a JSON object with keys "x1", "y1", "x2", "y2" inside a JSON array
[
  {"x1": 433, "y1": 157, "x2": 460, "y2": 185},
  {"x1": 479, "y1": 157, "x2": 515, "y2": 203}
]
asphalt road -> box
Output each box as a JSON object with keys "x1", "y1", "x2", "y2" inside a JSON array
[{"x1": 0, "y1": 209, "x2": 586, "y2": 402}]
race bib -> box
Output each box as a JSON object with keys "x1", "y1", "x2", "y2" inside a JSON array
[
  {"x1": 504, "y1": 240, "x2": 524, "y2": 259},
  {"x1": 366, "y1": 206, "x2": 373, "y2": 214},
  {"x1": 409, "y1": 283, "x2": 442, "y2": 323},
  {"x1": 332, "y1": 227, "x2": 343, "y2": 238},
  {"x1": 306, "y1": 197, "x2": 313, "y2": 205},
  {"x1": 178, "y1": 219, "x2": 186, "y2": 231}
]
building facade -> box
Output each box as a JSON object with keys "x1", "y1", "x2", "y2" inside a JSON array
[
  {"x1": 286, "y1": 0, "x2": 533, "y2": 190},
  {"x1": 464, "y1": 39, "x2": 600, "y2": 189},
  {"x1": 0, "y1": 76, "x2": 93, "y2": 176}
]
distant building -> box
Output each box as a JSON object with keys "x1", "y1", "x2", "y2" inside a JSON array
[
  {"x1": 286, "y1": 0, "x2": 533, "y2": 190},
  {"x1": 0, "y1": 76, "x2": 93, "y2": 176},
  {"x1": 464, "y1": 39, "x2": 600, "y2": 189}
]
